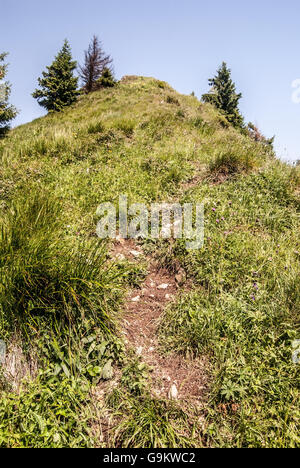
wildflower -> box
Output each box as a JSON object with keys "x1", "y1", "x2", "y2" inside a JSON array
[
  {"x1": 212, "y1": 208, "x2": 216, "y2": 212},
  {"x1": 253, "y1": 282, "x2": 259, "y2": 290},
  {"x1": 216, "y1": 219, "x2": 220, "y2": 223},
  {"x1": 251, "y1": 295, "x2": 256, "y2": 301}
]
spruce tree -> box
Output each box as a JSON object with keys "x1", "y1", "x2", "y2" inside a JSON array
[
  {"x1": 32, "y1": 40, "x2": 79, "y2": 112},
  {"x1": 202, "y1": 62, "x2": 244, "y2": 128},
  {"x1": 0, "y1": 52, "x2": 18, "y2": 137},
  {"x1": 97, "y1": 67, "x2": 116, "y2": 88}
]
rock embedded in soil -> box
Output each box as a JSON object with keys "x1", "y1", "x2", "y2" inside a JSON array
[
  {"x1": 157, "y1": 283, "x2": 169, "y2": 290},
  {"x1": 131, "y1": 296, "x2": 140, "y2": 302},
  {"x1": 130, "y1": 250, "x2": 141, "y2": 257},
  {"x1": 168, "y1": 384, "x2": 178, "y2": 400}
]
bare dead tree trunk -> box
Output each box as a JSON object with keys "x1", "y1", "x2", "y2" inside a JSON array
[{"x1": 78, "y1": 35, "x2": 113, "y2": 93}]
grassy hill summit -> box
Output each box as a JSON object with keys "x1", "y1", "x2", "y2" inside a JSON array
[{"x1": 0, "y1": 76, "x2": 299, "y2": 447}]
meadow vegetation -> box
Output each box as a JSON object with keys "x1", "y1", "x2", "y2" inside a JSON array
[{"x1": 0, "y1": 76, "x2": 299, "y2": 447}]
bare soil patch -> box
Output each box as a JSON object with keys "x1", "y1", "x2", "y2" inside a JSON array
[{"x1": 113, "y1": 238, "x2": 209, "y2": 404}]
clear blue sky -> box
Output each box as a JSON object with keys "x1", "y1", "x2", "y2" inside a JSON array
[{"x1": 2, "y1": 0, "x2": 300, "y2": 161}]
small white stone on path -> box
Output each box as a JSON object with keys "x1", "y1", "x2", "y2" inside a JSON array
[
  {"x1": 168, "y1": 384, "x2": 178, "y2": 400},
  {"x1": 157, "y1": 284, "x2": 169, "y2": 290},
  {"x1": 131, "y1": 296, "x2": 140, "y2": 302},
  {"x1": 136, "y1": 346, "x2": 143, "y2": 356},
  {"x1": 130, "y1": 250, "x2": 141, "y2": 257}
]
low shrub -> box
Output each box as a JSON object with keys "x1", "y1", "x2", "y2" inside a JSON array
[{"x1": 209, "y1": 151, "x2": 258, "y2": 176}]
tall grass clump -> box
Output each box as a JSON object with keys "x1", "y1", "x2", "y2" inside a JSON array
[
  {"x1": 208, "y1": 135, "x2": 274, "y2": 178},
  {"x1": 0, "y1": 187, "x2": 130, "y2": 447},
  {"x1": 0, "y1": 188, "x2": 123, "y2": 338},
  {"x1": 107, "y1": 389, "x2": 197, "y2": 448}
]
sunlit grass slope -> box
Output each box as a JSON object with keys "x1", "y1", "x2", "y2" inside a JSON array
[{"x1": 0, "y1": 76, "x2": 299, "y2": 447}]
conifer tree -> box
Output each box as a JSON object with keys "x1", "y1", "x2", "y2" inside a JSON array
[
  {"x1": 97, "y1": 67, "x2": 116, "y2": 88},
  {"x1": 79, "y1": 36, "x2": 113, "y2": 93},
  {"x1": 202, "y1": 62, "x2": 244, "y2": 128},
  {"x1": 32, "y1": 40, "x2": 79, "y2": 112},
  {"x1": 0, "y1": 52, "x2": 18, "y2": 136}
]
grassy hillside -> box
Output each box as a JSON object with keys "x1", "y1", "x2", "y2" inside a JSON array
[{"x1": 0, "y1": 76, "x2": 299, "y2": 447}]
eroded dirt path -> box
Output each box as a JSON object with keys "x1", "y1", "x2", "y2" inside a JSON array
[{"x1": 112, "y1": 237, "x2": 208, "y2": 405}]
